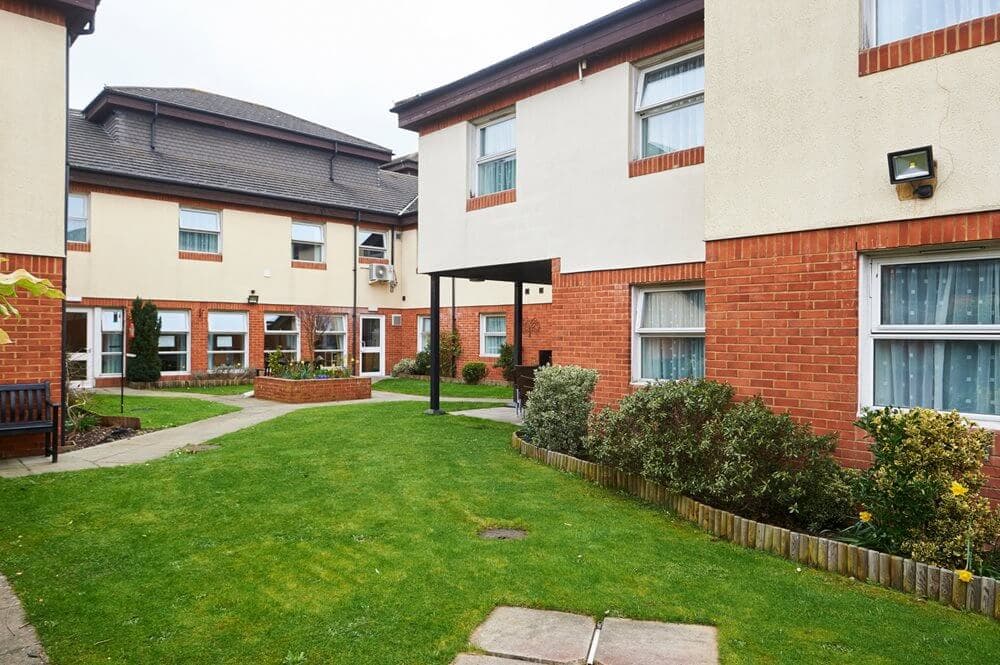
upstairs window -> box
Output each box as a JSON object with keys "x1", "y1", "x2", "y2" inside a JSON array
[
  {"x1": 179, "y1": 208, "x2": 221, "y2": 254},
  {"x1": 867, "y1": 0, "x2": 1000, "y2": 46},
  {"x1": 292, "y1": 221, "x2": 325, "y2": 262},
  {"x1": 358, "y1": 230, "x2": 388, "y2": 260},
  {"x1": 67, "y1": 194, "x2": 89, "y2": 242},
  {"x1": 636, "y1": 52, "x2": 704, "y2": 158},
  {"x1": 632, "y1": 286, "x2": 705, "y2": 382},
  {"x1": 475, "y1": 114, "x2": 516, "y2": 196}
]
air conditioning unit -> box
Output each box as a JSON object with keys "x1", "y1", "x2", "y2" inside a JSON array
[{"x1": 369, "y1": 263, "x2": 395, "y2": 284}]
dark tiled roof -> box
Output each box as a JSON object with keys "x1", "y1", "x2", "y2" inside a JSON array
[
  {"x1": 69, "y1": 107, "x2": 417, "y2": 216},
  {"x1": 104, "y1": 87, "x2": 390, "y2": 153}
]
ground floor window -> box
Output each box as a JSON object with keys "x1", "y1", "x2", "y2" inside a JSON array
[
  {"x1": 264, "y1": 313, "x2": 299, "y2": 361},
  {"x1": 208, "y1": 311, "x2": 248, "y2": 370},
  {"x1": 632, "y1": 285, "x2": 705, "y2": 382},
  {"x1": 862, "y1": 252, "x2": 1000, "y2": 421},
  {"x1": 480, "y1": 314, "x2": 506, "y2": 357},
  {"x1": 99, "y1": 309, "x2": 124, "y2": 375},
  {"x1": 314, "y1": 314, "x2": 347, "y2": 367},
  {"x1": 417, "y1": 315, "x2": 432, "y2": 352},
  {"x1": 157, "y1": 310, "x2": 190, "y2": 373}
]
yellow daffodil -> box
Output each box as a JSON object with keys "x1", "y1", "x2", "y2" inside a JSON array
[
  {"x1": 859, "y1": 511, "x2": 872, "y2": 523},
  {"x1": 957, "y1": 569, "x2": 973, "y2": 583},
  {"x1": 950, "y1": 481, "x2": 969, "y2": 497}
]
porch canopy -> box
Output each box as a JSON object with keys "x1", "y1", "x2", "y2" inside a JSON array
[{"x1": 425, "y1": 259, "x2": 552, "y2": 414}]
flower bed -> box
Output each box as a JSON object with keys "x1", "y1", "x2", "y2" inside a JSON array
[
  {"x1": 511, "y1": 431, "x2": 1000, "y2": 622},
  {"x1": 253, "y1": 376, "x2": 371, "y2": 404}
]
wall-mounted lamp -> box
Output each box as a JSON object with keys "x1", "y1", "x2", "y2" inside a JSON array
[
  {"x1": 888, "y1": 145, "x2": 935, "y2": 199},
  {"x1": 247, "y1": 290, "x2": 259, "y2": 305}
]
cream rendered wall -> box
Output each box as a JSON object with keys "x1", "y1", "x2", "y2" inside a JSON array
[
  {"x1": 417, "y1": 62, "x2": 705, "y2": 276},
  {"x1": 0, "y1": 10, "x2": 66, "y2": 258},
  {"x1": 704, "y1": 1, "x2": 1000, "y2": 240}
]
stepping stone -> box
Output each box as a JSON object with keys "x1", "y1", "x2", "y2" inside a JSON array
[
  {"x1": 594, "y1": 617, "x2": 718, "y2": 665},
  {"x1": 470, "y1": 606, "x2": 595, "y2": 665},
  {"x1": 452, "y1": 656, "x2": 527, "y2": 665}
]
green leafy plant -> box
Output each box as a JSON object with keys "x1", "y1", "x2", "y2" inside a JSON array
[
  {"x1": 125, "y1": 297, "x2": 161, "y2": 383},
  {"x1": 461, "y1": 362, "x2": 488, "y2": 384},
  {"x1": 0, "y1": 257, "x2": 65, "y2": 345},
  {"x1": 268, "y1": 360, "x2": 350, "y2": 380},
  {"x1": 413, "y1": 351, "x2": 431, "y2": 375},
  {"x1": 494, "y1": 343, "x2": 517, "y2": 383},
  {"x1": 523, "y1": 365, "x2": 599, "y2": 456},
  {"x1": 440, "y1": 330, "x2": 462, "y2": 378},
  {"x1": 392, "y1": 357, "x2": 418, "y2": 376},
  {"x1": 852, "y1": 407, "x2": 1000, "y2": 569}
]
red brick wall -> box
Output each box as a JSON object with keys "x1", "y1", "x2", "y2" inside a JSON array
[
  {"x1": 0, "y1": 253, "x2": 64, "y2": 457},
  {"x1": 705, "y1": 210, "x2": 1000, "y2": 499},
  {"x1": 253, "y1": 376, "x2": 371, "y2": 403}
]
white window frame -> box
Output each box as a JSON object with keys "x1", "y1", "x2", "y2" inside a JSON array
[
  {"x1": 95, "y1": 307, "x2": 124, "y2": 377},
  {"x1": 417, "y1": 315, "x2": 432, "y2": 352},
  {"x1": 291, "y1": 221, "x2": 325, "y2": 263},
  {"x1": 207, "y1": 311, "x2": 249, "y2": 371},
  {"x1": 358, "y1": 229, "x2": 388, "y2": 260},
  {"x1": 179, "y1": 207, "x2": 222, "y2": 254},
  {"x1": 313, "y1": 314, "x2": 347, "y2": 367},
  {"x1": 859, "y1": 249, "x2": 1000, "y2": 428},
  {"x1": 264, "y1": 313, "x2": 301, "y2": 361},
  {"x1": 157, "y1": 310, "x2": 191, "y2": 376},
  {"x1": 860, "y1": 0, "x2": 1000, "y2": 48},
  {"x1": 473, "y1": 112, "x2": 516, "y2": 197},
  {"x1": 631, "y1": 284, "x2": 706, "y2": 384},
  {"x1": 634, "y1": 49, "x2": 704, "y2": 160},
  {"x1": 480, "y1": 313, "x2": 507, "y2": 358},
  {"x1": 67, "y1": 193, "x2": 89, "y2": 243}
]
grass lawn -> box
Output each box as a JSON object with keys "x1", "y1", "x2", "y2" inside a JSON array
[
  {"x1": 1, "y1": 401, "x2": 998, "y2": 664},
  {"x1": 85, "y1": 394, "x2": 240, "y2": 429},
  {"x1": 374, "y1": 376, "x2": 513, "y2": 399},
  {"x1": 160, "y1": 384, "x2": 254, "y2": 396}
]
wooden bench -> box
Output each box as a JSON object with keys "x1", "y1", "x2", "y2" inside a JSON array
[{"x1": 0, "y1": 382, "x2": 60, "y2": 462}]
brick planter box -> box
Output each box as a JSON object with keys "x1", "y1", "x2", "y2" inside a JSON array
[{"x1": 253, "y1": 376, "x2": 371, "y2": 404}]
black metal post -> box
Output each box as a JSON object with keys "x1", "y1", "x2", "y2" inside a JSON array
[
  {"x1": 513, "y1": 281, "x2": 524, "y2": 366},
  {"x1": 427, "y1": 275, "x2": 443, "y2": 415}
]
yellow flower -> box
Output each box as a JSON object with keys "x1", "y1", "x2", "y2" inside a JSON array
[
  {"x1": 957, "y1": 569, "x2": 973, "y2": 583},
  {"x1": 859, "y1": 511, "x2": 872, "y2": 523},
  {"x1": 950, "y1": 481, "x2": 969, "y2": 497}
]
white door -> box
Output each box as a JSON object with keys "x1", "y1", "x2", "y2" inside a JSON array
[
  {"x1": 66, "y1": 308, "x2": 93, "y2": 388},
  {"x1": 359, "y1": 315, "x2": 385, "y2": 376}
]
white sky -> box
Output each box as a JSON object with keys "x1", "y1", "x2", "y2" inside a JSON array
[{"x1": 69, "y1": 0, "x2": 626, "y2": 156}]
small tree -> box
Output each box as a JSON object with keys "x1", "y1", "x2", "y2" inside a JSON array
[
  {"x1": 0, "y1": 258, "x2": 64, "y2": 345},
  {"x1": 494, "y1": 342, "x2": 517, "y2": 383},
  {"x1": 126, "y1": 297, "x2": 161, "y2": 382}
]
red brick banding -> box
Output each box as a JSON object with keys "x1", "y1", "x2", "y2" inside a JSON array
[
  {"x1": 291, "y1": 261, "x2": 325, "y2": 270},
  {"x1": 178, "y1": 251, "x2": 222, "y2": 262},
  {"x1": 859, "y1": 13, "x2": 1000, "y2": 76},
  {"x1": 629, "y1": 146, "x2": 704, "y2": 177},
  {"x1": 358, "y1": 257, "x2": 390, "y2": 265},
  {"x1": 67, "y1": 241, "x2": 91, "y2": 252},
  {"x1": 467, "y1": 189, "x2": 516, "y2": 212},
  {"x1": 253, "y1": 376, "x2": 371, "y2": 403}
]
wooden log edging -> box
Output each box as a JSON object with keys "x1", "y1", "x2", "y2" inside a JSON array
[{"x1": 511, "y1": 431, "x2": 1000, "y2": 622}]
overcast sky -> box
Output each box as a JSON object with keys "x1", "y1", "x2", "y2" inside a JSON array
[{"x1": 69, "y1": 0, "x2": 626, "y2": 156}]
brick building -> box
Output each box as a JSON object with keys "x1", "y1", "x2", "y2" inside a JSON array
[{"x1": 392, "y1": 0, "x2": 1000, "y2": 497}]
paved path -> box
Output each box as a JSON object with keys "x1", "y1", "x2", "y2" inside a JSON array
[
  {"x1": 450, "y1": 406, "x2": 523, "y2": 426},
  {"x1": 0, "y1": 576, "x2": 46, "y2": 664}
]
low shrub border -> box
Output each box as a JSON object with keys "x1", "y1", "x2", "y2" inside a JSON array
[
  {"x1": 253, "y1": 376, "x2": 371, "y2": 404},
  {"x1": 127, "y1": 378, "x2": 251, "y2": 390},
  {"x1": 511, "y1": 431, "x2": 1000, "y2": 622}
]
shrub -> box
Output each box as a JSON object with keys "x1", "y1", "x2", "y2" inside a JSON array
[
  {"x1": 392, "y1": 358, "x2": 418, "y2": 377},
  {"x1": 853, "y1": 407, "x2": 1000, "y2": 569},
  {"x1": 586, "y1": 380, "x2": 734, "y2": 498},
  {"x1": 126, "y1": 297, "x2": 161, "y2": 382},
  {"x1": 523, "y1": 365, "x2": 599, "y2": 456},
  {"x1": 494, "y1": 343, "x2": 517, "y2": 383},
  {"x1": 413, "y1": 351, "x2": 431, "y2": 375},
  {"x1": 462, "y1": 362, "x2": 488, "y2": 384},
  {"x1": 440, "y1": 331, "x2": 462, "y2": 378},
  {"x1": 703, "y1": 398, "x2": 854, "y2": 532}
]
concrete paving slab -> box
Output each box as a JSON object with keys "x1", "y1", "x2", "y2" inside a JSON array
[
  {"x1": 470, "y1": 606, "x2": 594, "y2": 665},
  {"x1": 0, "y1": 575, "x2": 47, "y2": 664},
  {"x1": 594, "y1": 617, "x2": 718, "y2": 665},
  {"x1": 452, "y1": 656, "x2": 526, "y2": 665},
  {"x1": 451, "y1": 407, "x2": 522, "y2": 426}
]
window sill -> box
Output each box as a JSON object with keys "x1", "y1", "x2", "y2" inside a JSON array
[
  {"x1": 467, "y1": 189, "x2": 517, "y2": 212},
  {"x1": 629, "y1": 146, "x2": 704, "y2": 178},
  {"x1": 859, "y1": 13, "x2": 1000, "y2": 76},
  {"x1": 67, "y1": 241, "x2": 91, "y2": 252},
  {"x1": 179, "y1": 251, "x2": 223, "y2": 262},
  {"x1": 858, "y1": 405, "x2": 1000, "y2": 432},
  {"x1": 292, "y1": 261, "x2": 326, "y2": 270}
]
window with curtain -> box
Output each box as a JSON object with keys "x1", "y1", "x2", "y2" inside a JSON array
[
  {"x1": 157, "y1": 310, "x2": 189, "y2": 373},
  {"x1": 179, "y1": 208, "x2": 221, "y2": 253},
  {"x1": 358, "y1": 230, "x2": 388, "y2": 259},
  {"x1": 636, "y1": 52, "x2": 704, "y2": 158},
  {"x1": 866, "y1": 254, "x2": 1000, "y2": 418},
  {"x1": 633, "y1": 286, "x2": 705, "y2": 382},
  {"x1": 871, "y1": 0, "x2": 1000, "y2": 45},
  {"x1": 480, "y1": 314, "x2": 507, "y2": 357},
  {"x1": 418, "y1": 315, "x2": 432, "y2": 352},
  {"x1": 208, "y1": 311, "x2": 248, "y2": 370},
  {"x1": 314, "y1": 314, "x2": 347, "y2": 367},
  {"x1": 99, "y1": 309, "x2": 124, "y2": 375},
  {"x1": 265, "y1": 314, "x2": 299, "y2": 361},
  {"x1": 67, "y1": 194, "x2": 89, "y2": 242},
  {"x1": 475, "y1": 114, "x2": 516, "y2": 196},
  {"x1": 292, "y1": 221, "x2": 325, "y2": 262}
]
